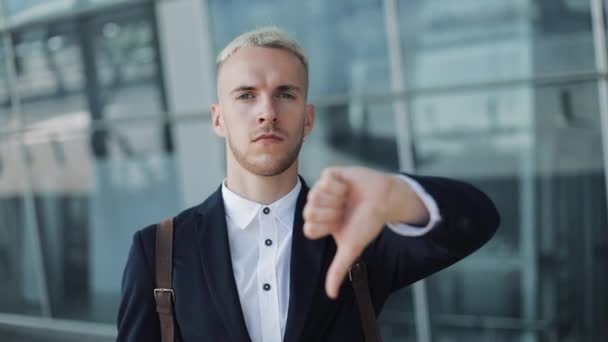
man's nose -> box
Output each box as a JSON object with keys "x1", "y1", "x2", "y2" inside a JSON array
[{"x1": 256, "y1": 97, "x2": 278, "y2": 125}]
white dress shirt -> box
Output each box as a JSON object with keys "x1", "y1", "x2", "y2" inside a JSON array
[{"x1": 221, "y1": 175, "x2": 441, "y2": 342}]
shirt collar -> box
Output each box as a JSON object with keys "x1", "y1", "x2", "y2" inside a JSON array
[{"x1": 221, "y1": 178, "x2": 302, "y2": 230}]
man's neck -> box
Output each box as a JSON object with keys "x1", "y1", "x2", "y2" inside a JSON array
[{"x1": 225, "y1": 164, "x2": 299, "y2": 205}]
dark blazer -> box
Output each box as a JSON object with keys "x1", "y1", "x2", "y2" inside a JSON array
[{"x1": 117, "y1": 174, "x2": 500, "y2": 342}]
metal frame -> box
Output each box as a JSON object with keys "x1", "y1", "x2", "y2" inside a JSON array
[
  {"x1": 382, "y1": 0, "x2": 431, "y2": 341},
  {"x1": 591, "y1": 0, "x2": 608, "y2": 232},
  {"x1": 0, "y1": 312, "x2": 115, "y2": 340},
  {"x1": 0, "y1": 70, "x2": 605, "y2": 139},
  {"x1": 589, "y1": 0, "x2": 608, "y2": 340},
  {"x1": 0, "y1": 0, "x2": 154, "y2": 32},
  {"x1": 0, "y1": 0, "x2": 607, "y2": 340},
  {"x1": 0, "y1": 0, "x2": 52, "y2": 318}
]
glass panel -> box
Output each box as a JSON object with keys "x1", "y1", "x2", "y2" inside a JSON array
[
  {"x1": 604, "y1": 0, "x2": 608, "y2": 57},
  {"x1": 405, "y1": 80, "x2": 608, "y2": 341},
  {"x1": 27, "y1": 118, "x2": 181, "y2": 322},
  {"x1": 172, "y1": 115, "x2": 225, "y2": 208},
  {"x1": 397, "y1": 0, "x2": 594, "y2": 89},
  {"x1": 300, "y1": 100, "x2": 399, "y2": 180},
  {"x1": 9, "y1": 6, "x2": 162, "y2": 127},
  {"x1": 90, "y1": 5, "x2": 164, "y2": 120},
  {"x1": 207, "y1": 0, "x2": 391, "y2": 100},
  {"x1": 89, "y1": 119, "x2": 180, "y2": 323},
  {"x1": 5, "y1": 0, "x2": 137, "y2": 25},
  {"x1": 378, "y1": 287, "x2": 417, "y2": 341},
  {"x1": 0, "y1": 44, "x2": 12, "y2": 127},
  {"x1": 22, "y1": 125, "x2": 92, "y2": 320},
  {"x1": 0, "y1": 1, "x2": 167, "y2": 324},
  {"x1": 11, "y1": 22, "x2": 87, "y2": 126},
  {"x1": 0, "y1": 136, "x2": 44, "y2": 316},
  {"x1": 0, "y1": 325, "x2": 113, "y2": 342}
]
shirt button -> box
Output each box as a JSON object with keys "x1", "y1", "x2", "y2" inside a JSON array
[
  {"x1": 263, "y1": 283, "x2": 271, "y2": 291},
  {"x1": 265, "y1": 239, "x2": 272, "y2": 246},
  {"x1": 263, "y1": 207, "x2": 270, "y2": 214}
]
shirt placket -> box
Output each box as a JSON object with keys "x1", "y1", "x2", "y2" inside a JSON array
[{"x1": 257, "y1": 207, "x2": 281, "y2": 342}]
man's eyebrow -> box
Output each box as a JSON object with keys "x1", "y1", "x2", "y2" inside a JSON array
[
  {"x1": 230, "y1": 85, "x2": 256, "y2": 94},
  {"x1": 230, "y1": 84, "x2": 303, "y2": 94},
  {"x1": 276, "y1": 84, "x2": 303, "y2": 93}
]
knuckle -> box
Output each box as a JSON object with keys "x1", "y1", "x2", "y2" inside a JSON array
[
  {"x1": 320, "y1": 179, "x2": 332, "y2": 192},
  {"x1": 303, "y1": 206, "x2": 313, "y2": 220},
  {"x1": 309, "y1": 210, "x2": 319, "y2": 221},
  {"x1": 305, "y1": 224, "x2": 317, "y2": 234},
  {"x1": 307, "y1": 191, "x2": 318, "y2": 204},
  {"x1": 322, "y1": 167, "x2": 336, "y2": 179},
  {"x1": 313, "y1": 192, "x2": 326, "y2": 206}
]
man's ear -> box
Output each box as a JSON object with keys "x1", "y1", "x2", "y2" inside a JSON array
[
  {"x1": 304, "y1": 104, "x2": 316, "y2": 137},
  {"x1": 210, "y1": 103, "x2": 226, "y2": 137}
]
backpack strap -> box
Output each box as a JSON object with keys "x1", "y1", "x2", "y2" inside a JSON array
[
  {"x1": 153, "y1": 217, "x2": 378, "y2": 342},
  {"x1": 350, "y1": 261, "x2": 383, "y2": 342},
  {"x1": 155, "y1": 218, "x2": 175, "y2": 342}
]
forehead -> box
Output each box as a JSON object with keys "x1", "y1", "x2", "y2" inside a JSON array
[{"x1": 217, "y1": 46, "x2": 307, "y2": 93}]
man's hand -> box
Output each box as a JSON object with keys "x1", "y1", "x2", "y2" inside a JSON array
[{"x1": 303, "y1": 166, "x2": 429, "y2": 299}]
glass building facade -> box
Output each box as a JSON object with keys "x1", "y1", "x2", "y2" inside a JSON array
[{"x1": 0, "y1": 0, "x2": 607, "y2": 341}]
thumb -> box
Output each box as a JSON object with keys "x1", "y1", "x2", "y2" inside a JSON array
[{"x1": 325, "y1": 245, "x2": 360, "y2": 299}]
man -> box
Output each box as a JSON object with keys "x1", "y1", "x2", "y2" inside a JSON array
[{"x1": 117, "y1": 27, "x2": 500, "y2": 342}]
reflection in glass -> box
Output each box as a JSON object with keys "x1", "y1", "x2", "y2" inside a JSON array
[
  {"x1": 5, "y1": 0, "x2": 136, "y2": 25},
  {"x1": 207, "y1": 0, "x2": 391, "y2": 100},
  {"x1": 0, "y1": 1, "x2": 606, "y2": 342},
  {"x1": 405, "y1": 81, "x2": 607, "y2": 341},
  {"x1": 0, "y1": 138, "x2": 44, "y2": 316},
  {"x1": 90, "y1": 5, "x2": 164, "y2": 120},
  {"x1": 10, "y1": 118, "x2": 181, "y2": 322},
  {"x1": 0, "y1": 2, "x2": 168, "y2": 324},
  {"x1": 0, "y1": 47, "x2": 11, "y2": 127},
  {"x1": 300, "y1": 102, "x2": 399, "y2": 180},
  {"x1": 397, "y1": 0, "x2": 594, "y2": 89},
  {"x1": 11, "y1": 23, "x2": 87, "y2": 126},
  {"x1": 87, "y1": 118, "x2": 181, "y2": 322}
]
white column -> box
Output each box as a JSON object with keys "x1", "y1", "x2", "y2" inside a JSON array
[
  {"x1": 382, "y1": 0, "x2": 432, "y2": 341},
  {"x1": 154, "y1": 0, "x2": 225, "y2": 207},
  {"x1": 591, "y1": 0, "x2": 608, "y2": 220},
  {"x1": 0, "y1": 0, "x2": 51, "y2": 317}
]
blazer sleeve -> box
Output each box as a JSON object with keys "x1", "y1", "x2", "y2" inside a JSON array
[
  {"x1": 363, "y1": 174, "x2": 500, "y2": 301},
  {"x1": 117, "y1": 227, "x2": 161, "y2": 342}
]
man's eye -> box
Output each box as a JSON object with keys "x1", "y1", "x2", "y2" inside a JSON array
[
  {"x1": 278, "y1": 92, "x2": 295, "y2": 99},
  {"x1": 237, "y1": 93, "x2": 254, "y2": 100}
]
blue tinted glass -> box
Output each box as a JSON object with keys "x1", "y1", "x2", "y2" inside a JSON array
[
  {"x1": 398, "y1": 0, "x2": 594, "y2": 88},
  {"x1": 208, "y1": 0, "x2": 391, "y2": 100}
]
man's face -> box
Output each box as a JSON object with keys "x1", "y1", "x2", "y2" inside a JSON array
[{"x1": 211, "y1": 46, "x2": 315, "y2": 177}]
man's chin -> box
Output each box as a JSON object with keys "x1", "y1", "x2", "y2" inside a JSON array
[
  {"x1": 251, "y1": 165, "x2": 291, "y2": 177},
  {"x1": 244, "y1": 158, "x2": 296, "y2": 177}
]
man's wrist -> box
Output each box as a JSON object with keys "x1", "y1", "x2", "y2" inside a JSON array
[{"x1": 386, "y1": 174, "x2": 430, "y2": 225}]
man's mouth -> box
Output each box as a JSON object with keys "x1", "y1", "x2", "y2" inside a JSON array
[{"x1": 253, "y1": 133, "x2": 283, "y2": 142}]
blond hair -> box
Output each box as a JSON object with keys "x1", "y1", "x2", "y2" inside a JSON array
[{"x1": 216, "y1": 27, "x2": 308, "y2": 78}]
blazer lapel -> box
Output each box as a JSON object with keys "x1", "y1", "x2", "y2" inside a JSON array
[
  {"x1": 283, "y1": 178, "x2": 328, "y2": 342},
  {"x1": 196, "y1": 187, "x2": 252, "y2": 342}
]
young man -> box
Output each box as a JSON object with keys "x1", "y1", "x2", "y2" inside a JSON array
[{"x1": 117, "y1": 27, "x2": 500, "y2": 342}]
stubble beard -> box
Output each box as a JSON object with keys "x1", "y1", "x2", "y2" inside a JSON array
[{"x1": 227, "y1": 129, "x2": 305, "y2": 177}]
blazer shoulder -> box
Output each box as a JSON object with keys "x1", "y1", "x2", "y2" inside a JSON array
[{"x1": 132, "y1": 187, "x2": 222, "y2": 257}]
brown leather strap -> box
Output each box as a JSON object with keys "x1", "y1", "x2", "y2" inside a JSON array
[
  {"x1": 155, "y1": 218, "x2": 175, "y2": 342},
  {"x1": 350, "y1": 261, "x2": 383, "y2": 342}
]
